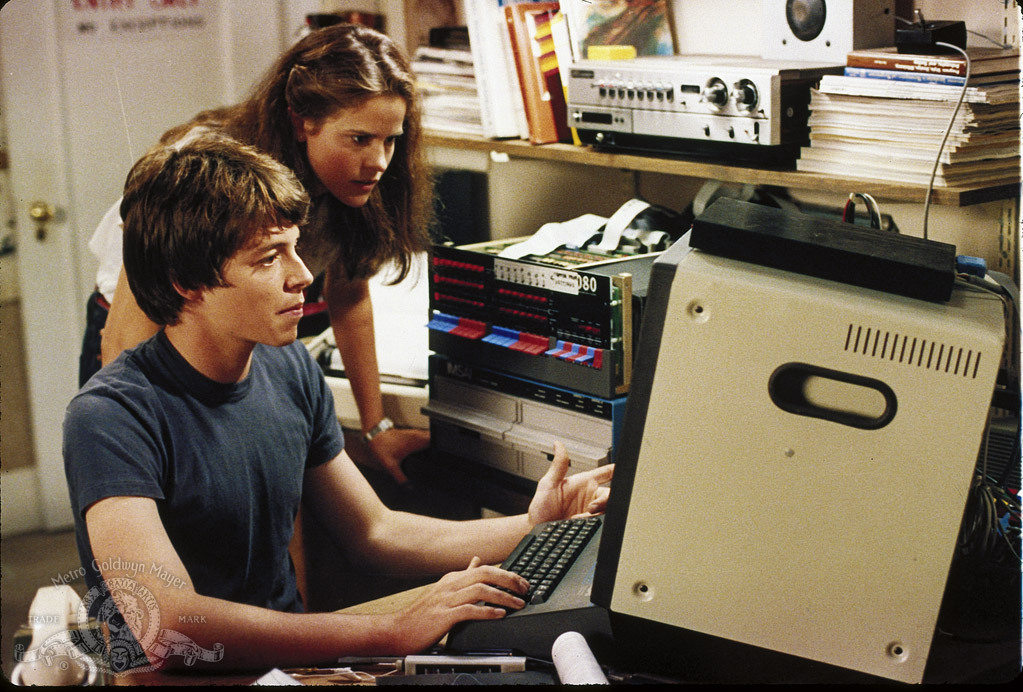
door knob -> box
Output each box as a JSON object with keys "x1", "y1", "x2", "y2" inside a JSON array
[{"x1": 28, "y1": 201, "x2": 54, "y2": 241}]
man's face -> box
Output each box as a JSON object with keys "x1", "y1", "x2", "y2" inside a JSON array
[
  {"x1": 294, "y1": 94, "x2": 407, "y2": 207},
  {"x1": 194, "y1": 224, "x2": 313, "y2": 350}
]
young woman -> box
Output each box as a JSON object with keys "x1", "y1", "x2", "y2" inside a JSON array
[{"x1": 81, "y1": 23, "x2": 433, "y2": 484}]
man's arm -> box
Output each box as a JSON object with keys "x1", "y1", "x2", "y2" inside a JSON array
[
  {"x1": 302, "y1": 449, "x2": 531, "y2": 573},
  {"x1": 302, "y1": 443, "x2": 614, "y2": 576},
  {"x1": 100, "y1": 267, "x2": 160, "y2": 366},
  {"x1": 86, "y1": 496, "x2": 528, "y2": 670},
  {"x1": 323, "y1": 269, "x2": 429, "y2": 484}
]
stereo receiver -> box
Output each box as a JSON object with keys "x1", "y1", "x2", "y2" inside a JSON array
[{"x1": 566, "y1": 55, "x2": 842, "y2": 163}]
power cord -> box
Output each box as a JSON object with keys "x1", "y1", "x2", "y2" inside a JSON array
[
  {"x1": 922, "y1": 42, "x2": 971, "y2": 240},
  {"x1": 842, "y1": 192, "x2": 882, "y2": 229},
  {"x1": 953, "y1": 271, "x2": 1021, "y2": 567},
  {"x1": 958, "y1": 407, "x2": 1021, "y2": 565}
]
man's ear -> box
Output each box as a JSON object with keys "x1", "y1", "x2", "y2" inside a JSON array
[{"x1": 173, "y1": 282, "x2": 204, "y2": 306}]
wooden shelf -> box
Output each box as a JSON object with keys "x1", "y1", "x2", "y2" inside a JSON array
[{"x1": 425, "y1": 132, "x2": 1020, "y2": 207}]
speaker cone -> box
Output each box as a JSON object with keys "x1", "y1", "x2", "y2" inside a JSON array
[{"x1": 786, "y1": 0, "x2": 826, "y2": 42}]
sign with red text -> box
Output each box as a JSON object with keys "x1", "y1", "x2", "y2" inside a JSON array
[{"x1": 61, "y1": 0, "x2": 216, "y2": 40}]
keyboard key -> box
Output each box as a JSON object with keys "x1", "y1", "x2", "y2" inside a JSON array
[{"x1": 504, "y1": 517, "x2": 601, "y2": 606}]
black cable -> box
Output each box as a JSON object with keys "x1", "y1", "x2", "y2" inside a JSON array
[{"x1": 993, "y1": 418, "x2": 1020, "y2": 487}]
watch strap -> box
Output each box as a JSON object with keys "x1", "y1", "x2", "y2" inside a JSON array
[{"x1": 362, "y1": 417, "x2": 394, "y2": 443}]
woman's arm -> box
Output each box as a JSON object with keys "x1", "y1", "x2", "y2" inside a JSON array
[
  {"x1": 100, "y1": 267, "x2": 160, "y2": 366},
  {"x1": 323, "y1": 268, "x2": 429, "y2": 484}
]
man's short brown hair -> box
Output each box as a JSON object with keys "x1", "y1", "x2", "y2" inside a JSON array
[{"x1": 121, "y1": 133, "x2": 310, "y2": 325}]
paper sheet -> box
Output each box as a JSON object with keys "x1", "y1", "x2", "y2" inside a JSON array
[
  {"x1": 552, "y1": 631, "x2": 608, "y2": 685},
  {"x1": 252, "y1": 668, "x2": 302, "y2": 685}
]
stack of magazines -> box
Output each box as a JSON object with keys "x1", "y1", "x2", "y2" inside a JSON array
[
  {"x1": 412, "y1": 42, "x2": 483, "y2": 137},
  {"x1": 796, "y1": 46, "x2": 1020, "y2": 187}
]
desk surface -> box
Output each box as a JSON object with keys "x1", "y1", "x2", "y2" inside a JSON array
[
  {"x1": 107, "y1": 569, "x2": 1018, "y2": 687},
  {"x1": 109, "y1": 583, "x2": 1019, "y2": 685}
]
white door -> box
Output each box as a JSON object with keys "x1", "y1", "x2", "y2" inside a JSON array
[{"x1": 0, "y1": 0, "x2": 306, "y2": 530}]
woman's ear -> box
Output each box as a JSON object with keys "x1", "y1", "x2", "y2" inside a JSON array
[{"x1": 289, "y1": 109, "x2": 308, "y2": 142}]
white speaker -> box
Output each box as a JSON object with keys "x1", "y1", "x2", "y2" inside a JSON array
[{"x1": 761, "y1": 0, "x2": 895, "y2": 62}]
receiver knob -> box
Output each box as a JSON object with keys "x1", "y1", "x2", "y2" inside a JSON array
[
  {"x1": 730, "y1": 79, "x2": 759, "y2": 113},
  {"x1": 701, "y1": 78, "x2": 728, "y2": 110}
]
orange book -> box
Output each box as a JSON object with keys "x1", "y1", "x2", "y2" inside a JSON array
[
  {"x1": 504, "y1": 2, "x2": 569, "y2": 145},
  {"x1": 533, "y1": 10, "x2": 571, "y2": 142}
]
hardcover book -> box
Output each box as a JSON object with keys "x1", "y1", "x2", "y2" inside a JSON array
[
  {"x1": 845, "y1": 46, "x2": 1020, "y2": 77},
  {"x1": 505, "y1": 2, "x2": 571, "y2": 144}
]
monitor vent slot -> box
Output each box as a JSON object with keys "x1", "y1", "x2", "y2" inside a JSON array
[{"x1": 844, "y1": 324, "x2": 982, "y2": 379}]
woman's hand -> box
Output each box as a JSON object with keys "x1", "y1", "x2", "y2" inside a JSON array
[{"x1": 367, "y1": 427, "x2": 430, "y2": 485}]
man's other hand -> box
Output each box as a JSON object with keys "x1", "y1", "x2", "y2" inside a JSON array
[{"x1": 527, "y1": 442, "x2": 613, "y2": 527}]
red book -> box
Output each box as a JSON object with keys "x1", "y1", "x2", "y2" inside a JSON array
[{"x1": 532, "y1": 9, "x2": 571, "y2": 143}]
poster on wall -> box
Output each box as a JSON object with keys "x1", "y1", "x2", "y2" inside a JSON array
[
  {"x1": 562, "y1": 0, "x2": 675, "y2": 60},
  {"x1": 61, "y1": 0, "x2": 217, "y2": 41}
]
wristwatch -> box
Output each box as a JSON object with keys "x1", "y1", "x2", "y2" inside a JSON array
[{"x1": 362, "y1": 417, "x2": 394, "y2": 443}]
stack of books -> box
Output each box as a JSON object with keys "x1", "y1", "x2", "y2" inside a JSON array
[
  {"x1": 504, "y1": 1, "x2": 571, "y2": 144},
  {"x1": 412, "y1": 42, "x2": 484, "y2": 137},
  {"x1": 464, "y1": 0, "x2": 573, "y2": 144},
  {"x1": 462, "y1": 0, "x2": 673, "y2": 144},
  {"x1": 796, "y1": 46, "x2": 1020, "y2": 187}
]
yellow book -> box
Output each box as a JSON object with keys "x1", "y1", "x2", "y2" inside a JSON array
[{"x1": 587, "y1": 44, "x2": 638, "y2": 60}]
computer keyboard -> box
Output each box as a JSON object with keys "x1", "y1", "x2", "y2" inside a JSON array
[
  {"x1": 507, "y1": 517, "x2": 602, "y2": 604},
  {"x1": 446, "y1": 516, "x2": 611, "y2": 660}
]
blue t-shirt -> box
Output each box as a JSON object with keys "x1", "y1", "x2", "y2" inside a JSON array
[{"x1": 63, "y1": 330, "x2": 344, "y2": 614}]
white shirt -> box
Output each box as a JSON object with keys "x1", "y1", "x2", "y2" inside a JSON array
[{"x1": 88, "y1": 199, "x2": 124, "y2": 303}]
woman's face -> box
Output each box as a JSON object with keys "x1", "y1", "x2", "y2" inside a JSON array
[{"x1": 293, "y1": 94, "x2": 407, "y2": 207}]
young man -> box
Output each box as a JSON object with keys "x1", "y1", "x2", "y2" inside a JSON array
[{"x1": 63, "y1": 133, "x2": 613, "y2": 673}]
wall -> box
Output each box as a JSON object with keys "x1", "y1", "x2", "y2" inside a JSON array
[
  {"x1": 0, "y1": 0, "x2": 320, "y2": 537},
  {"x1": 0, "y1": 114, "x2": 42, "y2": 535}
]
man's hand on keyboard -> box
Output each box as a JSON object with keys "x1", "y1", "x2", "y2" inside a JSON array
[
  {"x1": 394, "y1": 556, "x2": 529, "y2": 652},
  {"x1": 528, "y1": 442, "x2": 614, "y2": 527}
]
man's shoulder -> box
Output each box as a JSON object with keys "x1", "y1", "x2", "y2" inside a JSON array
[{"x1": 68, "y1": 344, "x2": 160, "y2": 417}]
